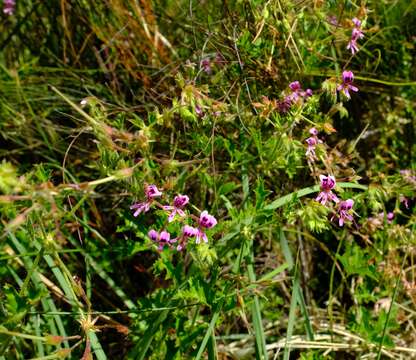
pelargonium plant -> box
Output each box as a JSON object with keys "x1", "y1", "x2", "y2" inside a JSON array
[{"x1": 131, "y1": 184, "x2": 218, "y2": 251}]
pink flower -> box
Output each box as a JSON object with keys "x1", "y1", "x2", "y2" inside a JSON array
[
  {"x1": 277, "y1": 97, "x2": 292, "y2": 114},
  {"x1": 289, "y1": 81, "x2": 302, "y2": 92},
  {"x1": 163, "y1": 194, "x2": 189, "y2": 222},
  {"x1": 201, "y1": 58, "x2": 212, "y2": 74},
  {"x1": 347, "y1": 18, "x2": 364, "y2": 55},
  {"x1": 316, "y1": 175, "x2": 339, "y2": 205},
  {"x1": 3, "y1": 0, "x2": 15, "y2": 15},
  {"x1": 305, "y1": 128, "x2": 323, "y2": 162},
  {"x1": 327, "y1": 15, "x2": 339, "y2": 26},
  {"x1": 309, "y1": 127, "x2": 318, "y2": 136},
  {"x1": 306, "y1": 137, "x2": 318, "y2": 161},
  {"x1": 337, "y1": 71, "x2": 359, "y2": 99},
  {"x1": 400, "y1": 195, "x2": 409, "y2": 209},
  {"x1": 352, "y1": 17, "x2": 362, "y2": 27},
  {"x1": 196, "y1": 210, "x2": 217, "y2": 244},
  {"x1": 347, "y1": 39, "x2": 359, "y2": 55},
  {"x1": 148, "y1": 229, "x2": 159, "y2": 241},
  {"x1": 334, "y1": 199, "x2": 354, "y2": 226},
  {"x1": 304, "y1": 89, "x2": 313, "y2": 98},
  {"x1": 148, "y1": 229, "x2": 173, "y2": 250},
  {"x1": 195, "y1": 105, "x2": 204, "y2": 117},
  {"x1": 183, "y1": 224, "x2": 198, "y2": 237},
  {"x1": 176, "y1": 225, "x2": 199, "y2": 251},
  {"x1": 287, "y1": 81, "x2": 312, "y2": 103},
  {"x1": 130, "y1": 184, "x2": 162, "y2": 217}
]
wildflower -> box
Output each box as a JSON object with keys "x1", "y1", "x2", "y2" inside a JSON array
[
  {"x1": 337, "y1": 71, "x2": 359, "y2": 99},
  {"x1": 309, "y1": 127, "x2": 318, "y2": 136},
  {"x1": 400, "y1": 194, "x2": 409, "y2": 209},
  {"x1": 163, "y1": 194, "x2": 189, "y2": 222},
  {"x1": 195, "y1": 105, "x2": 204, "y2": 117},
  {"x1": 305, "y1": 127, "x2": 322, "y2": 162},
  {"x1": 400, "y1": 170, "x2": 416, "y2": 185},
  {"x1": 148, "y1": 229, "x2": 159, "y2": 242},
  {"x1": 327, "y1": 15, "x2": 339, "y2": 26},
  {"x1": 334, "y1": 199, "x2": 354, "y2": 226},
  {"x1": 352, "y1": 18, "x2": 362, "y2": 27},
  {"x1": 3, "y1": 0, "x2": 15, "y2": 15},
  {"x1": 201, "y1": 58, "x2": 212, "y2": 74},
  {"x1": 130, "y1": 184, "x2": 162, "y2": 217},
  {"x1": 367, "y1": 211, "x2": 394, "y2": 229},
  {"x1": 195, "y1": 210, "x2": 217, "y2": 244},
  {"x1": 385, "y1": 212, "x2": 395, "y2": 223},
  {"x1": 176, "y1": 225, "x2": 199, "y2": 251},
  {"x1": 287, "y1": 81, "x2": 313, "y2": 104},
  {"x1": 346, "y1": 18, "x2": 364, "y2": 55},
  {"x1": 304, "y1": 89, "x2": 313, "y2": 98},
  {"x1": 277, "y1": 97, "x2": 292, "y2": 114},
  {"x1": 148, "y1": 229, "x2": 172, "y2": 250},
  {"x1": 316, "y1": 174, "x2": 339, "y2": 205},
  {"x1": 289, "y1": 81, "x2": 302, "y2": 92},
  {"x1": 305, "y1": 136, "x2": 318, "y2": 161}
]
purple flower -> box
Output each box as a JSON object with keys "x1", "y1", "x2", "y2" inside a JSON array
[
  {"x1": 148, "y1": 229, "x2": 173, "y2": 250},
  {"x1": 304, "y1": 89, "x2": 313, "y2": 98},
  {"x1": 163, "y1": 194, "x2": 189, "y2": 222},
  {"x1": 305, "y1": 136, "x2": 318, "y2": 161},
  {"x1": 309, "y1": 127, "x2": 318, "y2": 136},
  {"x1": 337, "y1": 71, "x2": 359, "y2": 99},
  {"x1": 183, "y1": 225, "x2": 198, "y2": 238},
  {"x1": 305, "y1": 127, "x2": 323, "y2": 162},
  {"x1": 148, "y1": 229, "x2": 159, "y2": 241},
  {"x1": 347, "y1": 39, "x2": 359, "y2": 55},
  {"x1": 277, "y1": 97, "x2": 292, "y2": 114},
  {"x1": 289, "y1": 81, "x2": 301, "y2": 92},
  {"x1": 130, "y1": 184, "x2": 162, "y2": 217},
  {"x1": 316, "y1": 174, "x2": 339, "y2": 205},
  {"x1": 352, "y1": 17, "x2": 362, "y2": 27},
  {"x1": 347, "y1": 18, "x2": 364, "y2": 55},
  {"x1": 287, "y1": 81, "x2": 313, "y2": 103},
  {"x1": 3, "y1": 0, "x2": 15, "y2": 15},
  {"x1": 387, "y1": 212, "x2": 394, "y2": 222},
  {"x1": 195, "y1": 105, "x2": 204, "y2": 117},
  {"x1": 196, "y1": 210, "x2": 217, "y2": 244},
  {"x1": 334, "y1": 199, "x2": 354, "y2": 226},
  {"x1": 377, "y1": 212, "x2": 395, "y2": 224},
  {"x1": 201, "y1": 58, "x2": 212, "y2": 74},
  {"x1": 176, "y1": 225, "x2": 198, "y2": 251},
  {"x1": 327, "y1": 15, "x2": 339, "y2": 26},
  {"x1": 400, "y1": 170, "x2": 416, "y2": 184},
  {"x1": 400, "y1": 194, "x2": 409, "y2": 209}
]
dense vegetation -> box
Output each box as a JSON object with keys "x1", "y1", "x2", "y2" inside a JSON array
[{"x1": 0, "y1": 0, "x2": 415, "y2": 359}]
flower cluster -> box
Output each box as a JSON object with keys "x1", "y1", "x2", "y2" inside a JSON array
[
  {"x1": 3, "y1": 0, "x2": 15, "y2": 15},
  {"x1": 131, "y1": 185, "x2": 218, "y2": 251},
  {"x1": 347, "y1": 18, "x2": 364, "y2": 55},
  {"x1": 305, "y1": 127, "x2": 323, "y2": 162},
  {"x1": 315, "y1": 175, "x2": 355, "y2": 227},
  {"x1": 278, "y1": 81, "x2": 312, "y2": 114}
]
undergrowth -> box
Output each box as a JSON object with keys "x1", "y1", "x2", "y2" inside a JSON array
[{"x1": 0, "y1": 0, "x2": 415, "y2": 359}]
